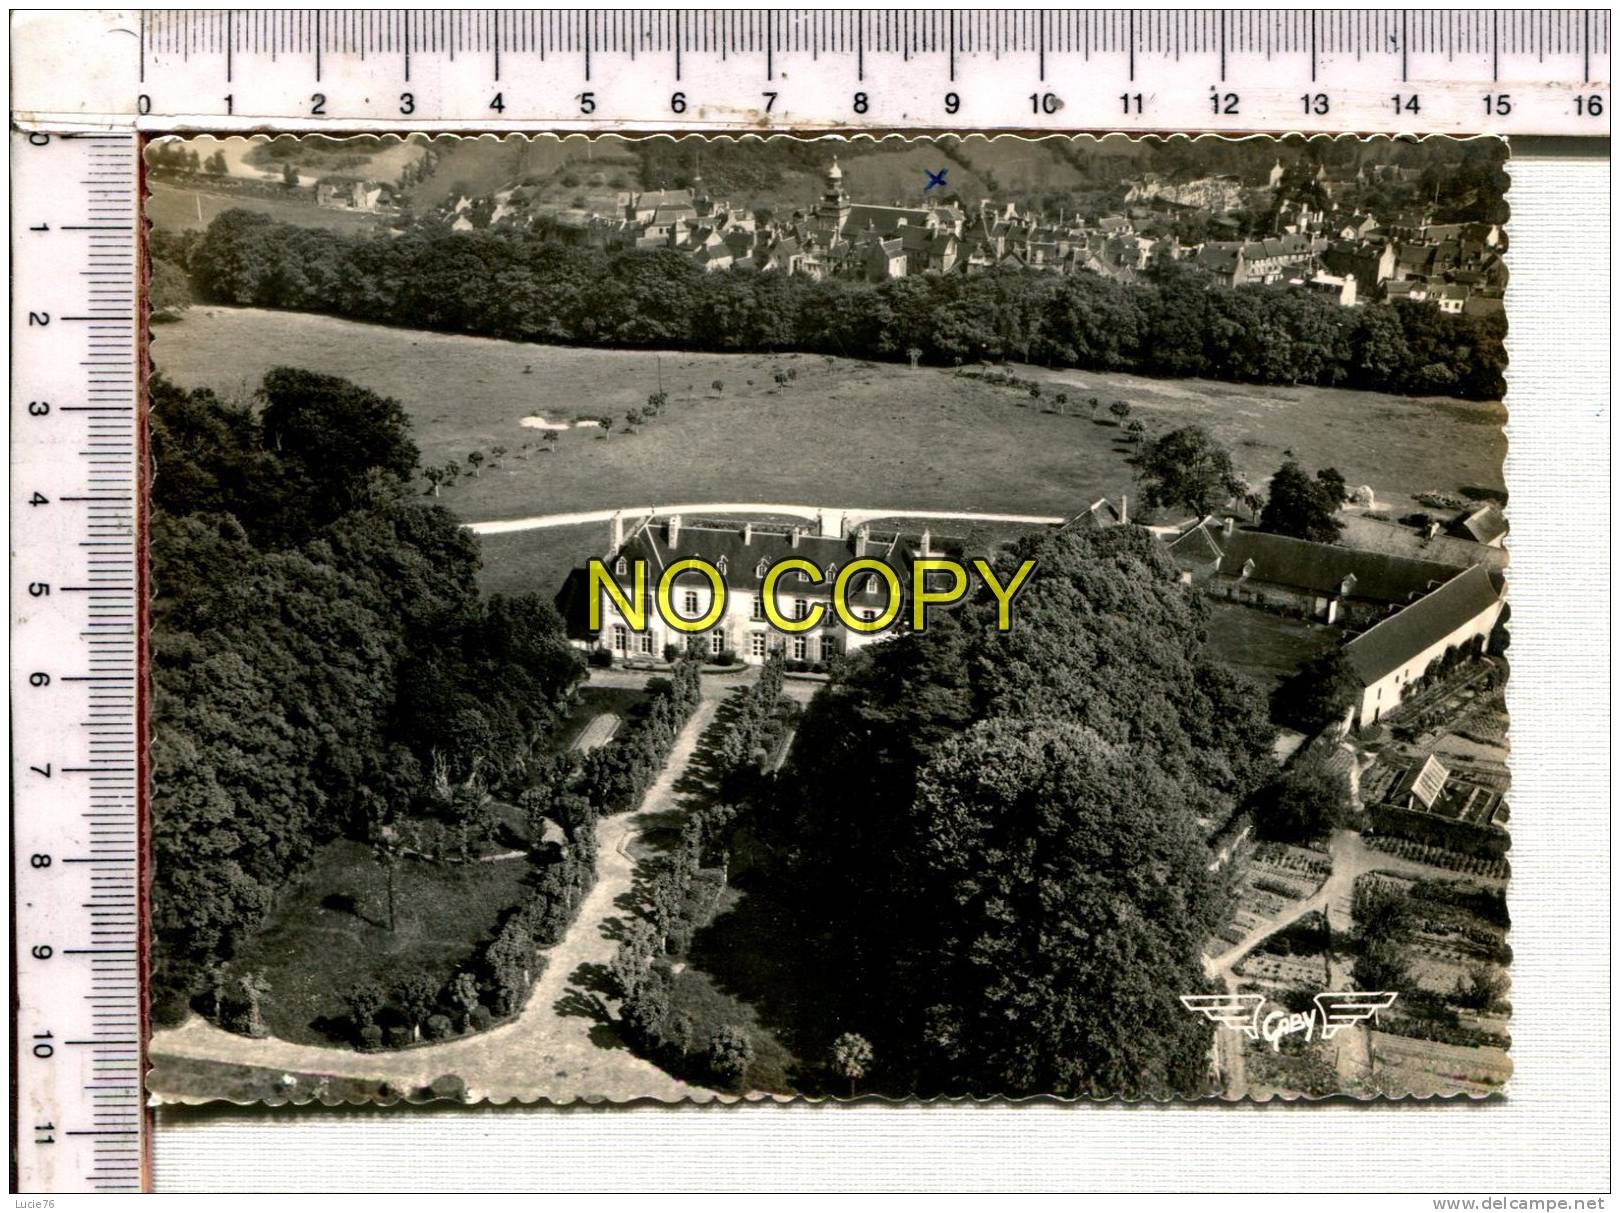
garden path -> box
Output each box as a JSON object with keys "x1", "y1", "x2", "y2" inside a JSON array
[{"x1": 149, "y1": 676, "x2": 737, "y2": 1104}]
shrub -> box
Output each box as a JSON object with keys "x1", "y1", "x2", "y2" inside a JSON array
[
  {"x1": 425, "y1": 1013, "x2": 453, "y2": 1040},
  {"x1": 712, "y1": 650, "x2": 738, "y2": 667},
  {"x1": 708, "y1": 1025, "x2": 755, "y2": 1090},
  {"x1": 422, "y1": 1074, "x2": 468, "y2": 1103},
  {"x1": 663, "y1": 643, "x2": 681, "y2": 663},
  {"x1": 469, "y1": 1005, "x2": 493, "y2": 1032},
  {"x1": 358, "y1": 1024, "x2": 384, "y2": 1052},
  {"x1": 588, "y1": 647, "x2": 614, "y2": 668},
  {"x1": 385, "y1": 1023, "x2": 412, "y2": 1050}
]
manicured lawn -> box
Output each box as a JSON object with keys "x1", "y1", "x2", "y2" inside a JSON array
[
  {"x1": 1201, "y1": 599, "x2": 1346, "y2": 690},
  {"x1": 224, "y1": 838, "x2": 543, "y2": 1045},
  {"x1": 668, "y1": 955, "x2": 798, "y2": 1095},
  {"x1": 544, "y1": 685, "x2": 653, "y2": 755},
  {"x1": 152, "y1": 307, "x2": 1505, "y2": 535},
  {"x1": 476, "y1": 523, "x2": 607, "y2": 601},
  {"x1": 675, "y1": 869, "x2": 863, "y2": 1097}
]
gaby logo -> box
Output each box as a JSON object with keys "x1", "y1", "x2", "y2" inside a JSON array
[{"x1": 1180, "y1": 992, "x2": 1398, "y2": 1051}]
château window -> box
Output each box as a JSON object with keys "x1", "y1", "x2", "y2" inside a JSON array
[
  {"x1": 639, "y1": 633, "x2": 653, "y2": 655},
  {"x1": 710, "y1": 631, "x2": 724, "y2": 654},
  {"x1": 611, "y1": 625, "x2": 628, "y2": 651},
  {"x1": 795, "y1": 598, "x2": 809, "y2": 621},
  {"x1": 751, "y1": 594, "x2": 765, "y2": 620},
  {"x1": 792, "y1": 636, "x2": 808, "y2": 661},
  {"x1": 684, "y1": 590, "x2": 700, "y2": 616},
  {"x1": 750, "y1": 633, "x2": 767, "y2": 658}
]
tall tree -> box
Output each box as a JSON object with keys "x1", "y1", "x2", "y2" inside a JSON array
[
  {"x1": 1259, "y1": 458, "x2": 1344, "y2": 543},
  {"x1": 1129, "y1": 425, "x2": 1246, "y2": 518},
  {"x1": 774, "y1": 525, "x2": 1274, "y2": 1098}
]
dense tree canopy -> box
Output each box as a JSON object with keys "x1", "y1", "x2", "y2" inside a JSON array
[
  {"x1": 149, "y1": 370, "x2": 584, "y2": 1020},
  {"x1": 1270, "y1": 648, "x2": 1361, "y2": 735},
  {"x1": 177, "y1": 210, "x2": 1507, "y2": 400},
  {"x1": 1260, "y1": 457, "x2": 1346, "y2": 543},
  {"x1": 768, "y1": 525, "x2": 1276, "y2": 1098}
]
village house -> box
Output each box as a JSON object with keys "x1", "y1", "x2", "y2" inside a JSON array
[
  {"x1": 315, "y1": 177, "x2": 388, "y2": 211},
  {"x1": 1193, "y1": 234, "x2": 1326, "y2": 288}
]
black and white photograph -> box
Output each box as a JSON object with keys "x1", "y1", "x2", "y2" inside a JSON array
[{"x1": 139, "y1": 131, "x2": 1513, "y2": 1106}]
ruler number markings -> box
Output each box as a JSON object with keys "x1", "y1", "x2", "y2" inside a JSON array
[
  {"x1": 11, "y1": 129, "x2": 143, "y2": 1194},
  {"x1": 82, "y1": 8, "x2": 1606, "y2": 133}
]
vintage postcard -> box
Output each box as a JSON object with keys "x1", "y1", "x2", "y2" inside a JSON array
[{"x1": 142, "y1": 132, "x2": 1510, "y2": 1105}]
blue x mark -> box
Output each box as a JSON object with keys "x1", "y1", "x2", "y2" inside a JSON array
[{"x1": 925, "y1": 167, "x2": 949, "y2": 192}]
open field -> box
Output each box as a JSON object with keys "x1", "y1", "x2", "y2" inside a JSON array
[
  {"x1": 224, "y1": 838, "x2": 542, "y2": 1046},
  {"x1": 155, "y1": 308, "x2": 1506, "y2": 538},
  {"x1": 147, "y1": 181, "x2": 392, "y2": 235},
  {"x1": 477, "y1": 523, "x2": 606, "y2": 601}
]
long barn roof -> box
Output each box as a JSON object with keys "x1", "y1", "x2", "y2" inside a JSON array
[{"x1": 1343, "y1": 563, "x2": 1503, "y2": 685}]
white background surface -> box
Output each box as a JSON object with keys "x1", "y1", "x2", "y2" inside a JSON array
[{"x1": 139, "y1": 145, "x2": 1610, "y2": 1194}]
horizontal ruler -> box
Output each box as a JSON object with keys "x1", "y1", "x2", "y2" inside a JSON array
[{"x1": 10, "y1": 8, "x2": 1613, "y2": 135}]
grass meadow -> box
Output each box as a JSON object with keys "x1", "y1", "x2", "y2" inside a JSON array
[
  {"x1": 146, "y1": 181, "x2": 392, "y2": 235},
  {"x1": 224, "y1": 838, "x2": 544, "y2": 1046},
  {"x1": 153, "y1": 306, "x2": 1507, "y2": 601}
]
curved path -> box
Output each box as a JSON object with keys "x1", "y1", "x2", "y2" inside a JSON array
[
  {"x1": 466, "y1": 502, "x2": 1067, "y2": 536},
  {"x1": 149, "y1": 674, "x2": 735, "y2": 1106}
]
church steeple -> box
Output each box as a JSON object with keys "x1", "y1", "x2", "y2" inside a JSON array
[{"x1": 822, "y1": 156, "x2": 850, "y2": 225}]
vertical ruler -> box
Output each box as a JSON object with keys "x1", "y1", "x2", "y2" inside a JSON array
[{"x1": 10, "y1": 131, "x2": 146, "y2": 1194}]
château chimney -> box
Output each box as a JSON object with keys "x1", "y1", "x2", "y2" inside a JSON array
[
  {"x1": 610, "y1": 510, "x2": 624, "y2": 550},
  {"x1": 854, "y1": 525, "x2": 869, "y2": 558},
  {"x1": 1222, "y1": 516, "x2": 1236, "y2": 539},
  {"x1": 788, "y1": 527, "x2": 801, "y2": 549},
  {"x1": 666, "y1": 514, "x2": 682, "y2": 549},
  {"x1": 920, "y1": 528, "x2": 932, "y2": 556},
  {"x1": 742, "y1": 522, "x2": 753, "y2": 545},
  {"x1": 1119, "y1": 495, "x2": 1128, "y2": 524}
]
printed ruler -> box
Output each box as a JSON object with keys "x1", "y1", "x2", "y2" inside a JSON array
[
  {"x1": 9, "y1": 8, "x2": 1614, "y2": 135},
  {"x1": 9, "y1": 131, "x2": 145, "y2": 1193},
  {"x1": 2, "y1": 5, "x2": 1609, "y2": 1197}
]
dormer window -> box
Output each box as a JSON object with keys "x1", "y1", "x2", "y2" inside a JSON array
[
  {"x1": 864, "y1": 575, "x2": 879, "y2": 595},
  {"x1": 755, "y1": 558, "x2": 769, "y2": 579},
  {"x1": 825, "y1": 562, "x2": 838, "y2": 579},
  {"x1": 716, "y1": 555, "x2": 729, "y2": 575},
  {"x1": 614, "y1": 557, "x2": 628, "y2": 576}
]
